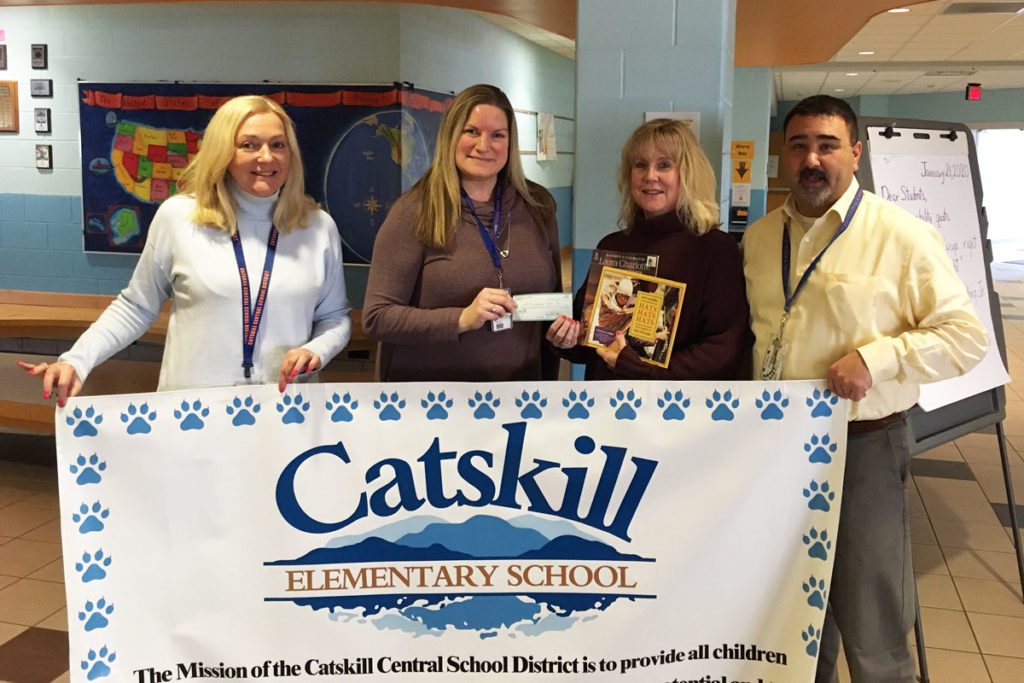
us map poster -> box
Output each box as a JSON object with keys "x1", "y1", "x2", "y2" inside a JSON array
[
  {"x1": 56, "y1": 380, "x2": 847, "y2": 682},
  {"x1": 78, "y1": 83, "x2": 449, "y2": 263}
]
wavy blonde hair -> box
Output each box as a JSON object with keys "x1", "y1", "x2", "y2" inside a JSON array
[
  {"x1": 177, "y1": 95, "x2": 317, "y2": 233},
  {"x1": 617, "y1": 118, "x2": 720, "y2": 235},
  {"x1": 414, "y1": 84, "x2": 544, "y2": 249}
]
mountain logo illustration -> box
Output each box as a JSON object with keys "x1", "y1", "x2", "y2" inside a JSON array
[{"x1": 266, "y1": 515, "x2": 654, "y2": 638}]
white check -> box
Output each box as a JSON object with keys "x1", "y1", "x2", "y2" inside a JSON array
[{"x1": 511, "y1": 292, "x2": 573, "y2": 321}]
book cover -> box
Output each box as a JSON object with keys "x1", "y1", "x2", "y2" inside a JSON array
[
  {"x1": 583, "y1": 266, "x2": 686, "y2": 368},
  {"x1": 580, "y1": 249, "x2": 659, "y2": 341}
]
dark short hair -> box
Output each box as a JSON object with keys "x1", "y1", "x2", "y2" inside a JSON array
[{"x1": 783, "y1": 95, "x2": 859, "y2": 145}]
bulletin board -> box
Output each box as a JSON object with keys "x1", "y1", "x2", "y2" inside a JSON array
[{"x1": 78, "y1": 82, "x2": 449, "y2": 263}]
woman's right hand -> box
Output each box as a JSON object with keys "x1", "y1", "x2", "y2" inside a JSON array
[
  {"x1": 458, "y1": 288, "x2": 516, "y2": 333},
  {"x1": 17, "y1": 360, "x2": 82, "y2": 407}
]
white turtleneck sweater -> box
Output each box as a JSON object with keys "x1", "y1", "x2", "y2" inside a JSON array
[{"x1": 61, "y1": 186, "x2": 351, "y2": 391}]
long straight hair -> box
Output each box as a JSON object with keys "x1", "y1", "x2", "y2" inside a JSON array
[
  {"x1": 617, "y1": 118, "x2": 720, "y2": 235},
  {"x1": 177, "y1": 95, "x2": 317, "y2": 233},
  {"x1": 414, "y1": 84, "x2": 543, "y2": 249}
]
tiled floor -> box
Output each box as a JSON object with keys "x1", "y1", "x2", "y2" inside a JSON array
[{"x1": 2, "y1": 268, "x2": 1024, "y2": 682}]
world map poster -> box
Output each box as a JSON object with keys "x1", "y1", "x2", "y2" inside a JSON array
[{"x1": 78, "y1": 83, "x2": 449, "y2": 261}]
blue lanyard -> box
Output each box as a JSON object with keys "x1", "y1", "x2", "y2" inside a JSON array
[
  {"x1": 782, "y1": 187, "x2": 863, "y2": 312},
  {"x1": 231, "y1": 225, "x2": 279, "y2": 379},
  {"x1": 461, "y1": 184, "x2": 504, "y2": 273}
]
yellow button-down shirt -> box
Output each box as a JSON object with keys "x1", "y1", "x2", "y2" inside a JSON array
[{"x1": 742, "y1": 179, "x2": 987, "y2": 421}]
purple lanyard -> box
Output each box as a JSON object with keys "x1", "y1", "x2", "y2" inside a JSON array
[
  {"x1": 781, "y1": 187, "x2": 863, "y2": 311},
  {"x1": 461, "y1": 184, "x2": 504, "y2": 273},
  {"x1": 231, "y1": 226, "x2": 279, "y2": 379}
]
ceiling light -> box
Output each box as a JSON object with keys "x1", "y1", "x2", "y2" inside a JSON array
[
  {"x1": 845, "y1": 72, "x2": 860, "y2": 76},
  {"x1": 834, "y1": 88, "x2": 846, "y2": 92},
  {"x1": 858, "y1": 51, "x2": 875, "y2": 55},
  {"x1": 888, "y1": 7, "x2": 912, "y2": 13}
]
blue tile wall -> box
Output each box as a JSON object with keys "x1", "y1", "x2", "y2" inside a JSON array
[
  {"x1": 1, "y1": 187, "x2": 575, "y2": 303},
  {"x1": 0, "y1": 193, "x2": 138, "y2": 293}
]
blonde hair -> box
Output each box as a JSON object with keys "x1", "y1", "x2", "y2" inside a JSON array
[
  {"x1": 617, "y1": 118, "x2": 720, "y2": 235},
  {"x1": 177, "y1": 95, "x2": 317, "y2": 233},
  {"x1": 414, "y1": 84, "x2": 544, "y2": 249}
]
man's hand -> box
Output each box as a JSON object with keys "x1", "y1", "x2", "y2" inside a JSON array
[{"x1": 827, "y1": 351, "x2": 873, "y2": 401}]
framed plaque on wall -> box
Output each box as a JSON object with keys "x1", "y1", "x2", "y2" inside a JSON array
[{"x1": 0, "y1": 80, "x2": 18, "y2": 132}]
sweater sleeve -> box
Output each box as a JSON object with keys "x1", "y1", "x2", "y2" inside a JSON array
[
  {"x1": 301, "y1": 212, "x2": 352, "y2": 365},
  {"x1": 614, "y1": 233, "x2": 752, "y2": 380},
  {"x1": 59, "y1": 200, "x2": 177, "y2": 382},
  {"x1": 362, "y1": 192, "x2": 463, "y2": 346}
]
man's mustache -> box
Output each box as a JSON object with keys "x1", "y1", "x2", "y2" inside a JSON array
[{"x1": 800, "y1": 169, "x2": 827, "y2": 183}]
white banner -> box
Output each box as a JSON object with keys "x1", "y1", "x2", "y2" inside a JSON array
[{"x1": 56, "y1": 380, "x2": 847, "y2": 682}]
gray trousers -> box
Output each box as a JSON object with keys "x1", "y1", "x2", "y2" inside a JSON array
[{"x1": 815, "y1": 420, "x2": 917, "y2": 683}]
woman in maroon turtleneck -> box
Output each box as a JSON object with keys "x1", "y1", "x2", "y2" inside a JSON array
[{"x1": 548, "y1": 118, "x2": 751, "y2": 380}]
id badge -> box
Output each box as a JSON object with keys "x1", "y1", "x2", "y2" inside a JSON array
[
  {"x1": 760, "y1": 313, "x2": 788, "y2": 381},
  {"x1": 491, "y1": 288, "x2": 513, "y2": 332}
]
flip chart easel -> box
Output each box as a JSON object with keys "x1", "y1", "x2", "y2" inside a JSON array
[{"x1": 858, "y1": 117, "x2": 1023, "y2": 609}]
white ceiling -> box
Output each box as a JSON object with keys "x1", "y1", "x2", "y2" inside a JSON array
[
  {"x1": 774, "y1": 0, "x2": 1024, "y2": 99},
  {"x1": 479, "y1": 0, "x2": 1024, "y2": 99}
]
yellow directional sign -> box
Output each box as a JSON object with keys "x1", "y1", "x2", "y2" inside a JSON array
[
  {"x1": 732, "y1": 159, "x2": 752, "y2": 183},
  {"x1": 730, "y1": 140, "x2": 755, "y2": 160}
]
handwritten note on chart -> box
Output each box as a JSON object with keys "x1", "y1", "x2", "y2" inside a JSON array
[{"x1": 867, "y1": 127, "x2": 1010, "y2": 410}]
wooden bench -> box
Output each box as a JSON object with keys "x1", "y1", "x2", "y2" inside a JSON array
[{"x1": 0, "y1": 289, "x2": 373, "y2": 433}]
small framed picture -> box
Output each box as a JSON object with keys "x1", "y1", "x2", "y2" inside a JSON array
[
  {"x1": 35, "y1": 144, "x2": 52, "y2": 169},
  {"x1": 0, "y1": 81, "x2": 18, "y2": 133},
  {"x1": 31, "y1": 44, "x2": 47, "y2": 69},
  {"x1": 30, "y1": 79, "x2": 52, "y2": 97},
  {"x1": 34, "y1": 107, "x2": 50, "y2": 133},
  {"x1": 0, "y1": 45, "x2": 7, "y2": 71}
]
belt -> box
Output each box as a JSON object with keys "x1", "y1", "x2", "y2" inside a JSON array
[{"x1": 848, "y1": 411, "x2": 908, "y2": 435}]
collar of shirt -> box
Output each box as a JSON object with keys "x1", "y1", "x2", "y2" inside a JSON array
[{"x1": 782, "y1": 177, "x2": 861, "y2": 235}]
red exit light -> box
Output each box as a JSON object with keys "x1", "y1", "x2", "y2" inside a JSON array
[{"x1": 965, "y1": 83, "x2": 982, "y2": 101}]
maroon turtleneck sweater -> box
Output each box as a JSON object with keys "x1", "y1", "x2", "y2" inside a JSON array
[{"x1": 565, "y1": 211, "x2": 752, "y2": 380}]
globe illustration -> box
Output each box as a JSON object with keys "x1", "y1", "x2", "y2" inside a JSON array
[{"x1": 324, "y1": 110, "x2": 432, "y2": 263}]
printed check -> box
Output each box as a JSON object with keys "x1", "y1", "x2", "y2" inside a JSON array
[{"x1": 511, "y1": 292, "x2": 573, "y2": 321}]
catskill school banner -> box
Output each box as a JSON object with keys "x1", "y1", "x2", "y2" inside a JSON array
[{"x1": 55, "y1": 381, "x2": 847, "y2": 682}]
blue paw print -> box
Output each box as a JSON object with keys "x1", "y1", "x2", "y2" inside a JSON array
[
  {"x1": 807, "y1": 388, "x2": 839, "y2": 417},
  {"x1": 755, "y1": 389, "x2": 789, "y2": 420},
  {"x1": 67, "y1": 406, "x2": 103, "y2": 438},
  {"x1": 802, "y1": 625, "x2": 821, "y2": 657},
  {"x1": 75, "y1": 549, "x2": 112, "y2": 583},
  {"x1": 657, "y1": 390, "x2": 690, "y2": 420},
  {"x1": 610, "y1": 389, "x2": 642, "y2": 420},
  {"x1": 803, "y1": 480, "x2": 836, "y2": 512},
  {"x1": 226, "y1": 396, "x2": 260, "y2": 426},
  {"x1": 422, "y1": 391, "x2": 454, "y2": 420},
  {"x1": 72, "y1": 501, "x2": 109, "y2": 534},
  {"x1": 79, "y1": 598, "x2": 114, "y2": 631},
  {"x1": 468, "y1": 391, "x2": 500, "y2": 419},
  {"x1": 277, "y1": 394, "x2": 310, "y2": 425},
  {"x1": 804, "y1": 433, "x2": 838, "y2": 464},
  {"x1": 326, "y1": 392, "x2": 358, "y2": 422},
  {"x1": 562, "y1": 390, "x2": 595, "y2": 420},
  {"x1": 81, "y1": 645, "x2": 116, "y2": 680},
  {"x1": 120, "y1": 403, "x2": 156, "y2": 435},
  {"x1": 802, "y1": 576, "x2": 828, "y2": 610},
  {"x1": 374, "y1": 392, "x2": 405, "y2": 421},
  {"x1": 705, "y1": 390, "x2": 739, "y2": 421},
  {"x1": 515, "y1": 391, "x2": 547, "y2": 419},
  {"x1": 803, "y1": 527, "x2": 832, "y2": 561},
  {"x1": 70, "y1": 454, "x2": 106, "y2": 486},
  {"x1": 173, "y1": 400, "x2": 209, "y2": 431}
]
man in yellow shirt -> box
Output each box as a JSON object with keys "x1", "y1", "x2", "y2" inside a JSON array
[{"x1": 743, "y1": 96, "x2": 986, "y2": 682}]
